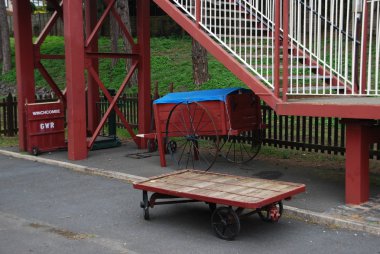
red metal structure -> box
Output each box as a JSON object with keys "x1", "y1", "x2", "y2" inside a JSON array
[
  {"x1": 12, "y1": 0, "x2": 152, "y2": 161},
  {"x1": 12, "y1": 0, "x2": 380, "y2": 204}
]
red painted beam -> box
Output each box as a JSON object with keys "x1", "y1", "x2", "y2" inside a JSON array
[
  {"x1": 137, "y1": 0, "x2": 152, "y2": 149},
  {"x1": 39, "y1": 54, "x2": 65, "y2": 60},
  {"x1": 345, "y1": 121, "x2": 370, "y2": 204},
  {"x1": 85, "y1": 0, "x2": 115, "y2": 48},
  {"x1": 46, "y1": 0, "x2": 63, "y2": 18},
  {"x1": 87, "y1": 62, "x2": 139, "y2": 148},
  {"x1": 85, "y1": 0, "x2": 100, "y2": 135},
  {"x1": 85, "y1": 52, "x2": 139, "y2": 59},
  {"x1": 87, "y1": 65, "x2": 139, "y2": 146},
  {"x1": 273, "y1": 0, "x2": 281, "y2": 98},
  {"x1": 282, "y1": 0, "x2": 289, "y2": 101},
  {"x1": 277, "y1": 101, "x2": 380, "y2": 119},
  {"x1": 35, "y1": 6, "x2": 62, "y2": 48},
  {"x1": 360, "y1": 3, "x2": 370, "y2": 94},
  {"x1": 36, "y1": 61, "x2": 66, "y2": 104},
  {"x1": 13, "y1": 0, "x2": 36, "y2": 151},
  {"x1": 64, "y1": 0, "x2": 87, "y2": 160},
  {"x1": 104, "y1": 0, "x2": 136, "y2": 47},
  {"x1": 153, "y1": 104, "x2": 167, "y2": 167}
]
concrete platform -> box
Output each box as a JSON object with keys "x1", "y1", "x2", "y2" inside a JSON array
[{"x1": 1, "y1": 141, "x2": 380, "y2": 235}]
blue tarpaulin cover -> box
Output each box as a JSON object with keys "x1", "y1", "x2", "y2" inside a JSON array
[{"x1": 154, "y1": 88, "x2": 251, "y2": 104}]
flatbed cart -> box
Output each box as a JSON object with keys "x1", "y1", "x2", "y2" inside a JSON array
[
  {"x1": 133, "y1": 170, "x2": 305, "y2": 240},
  {"x1": 146, "y1": 88, "x2": 264, "y2": 171}
]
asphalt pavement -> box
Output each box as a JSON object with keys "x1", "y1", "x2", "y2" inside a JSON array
[{"x1": 1, "y1": 154, "x2": 379, "y2": 254}]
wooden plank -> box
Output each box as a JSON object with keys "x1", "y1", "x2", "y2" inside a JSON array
[{"x1": 135, "y1": 170, "x2": 305, "y2": 208}]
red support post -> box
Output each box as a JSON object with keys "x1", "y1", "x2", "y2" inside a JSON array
[
  {"x1": 137, "y1": 0, "x2": 152, "y2": 149},
  {"x1": 63, "y1": 0, "x2": 88, "y2": 160},
  {"x1": 196, "y1": 0, "x2": 201, "y2": 28},
  {"x1": 359, "y1": 2, "x2": 369, "y2": 94},
  {"x1": 273, "y1": 0, "x2": 281, "y2": 98},
  {"x1": 12, "y1": 0, "x2": 35, "y2": 151},
  {"x1": 345, "y1": 121, "x2": 370, "y2": 204},
  {"x1": 85, "y1": 0, "x2": 100, "y2": 134},
  {"x1": 282, "y1": 0, "x2": 289, "y2": 101}
]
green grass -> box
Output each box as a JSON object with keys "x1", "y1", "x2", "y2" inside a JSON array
[
  {"x1": 0, "y1": 36, "x2": 244, "y2": 96},
  {"x1": 0, "y1": 136, "x2": 18, "y2": 148}
]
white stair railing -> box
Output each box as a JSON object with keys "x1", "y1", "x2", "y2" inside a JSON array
[
  {"x1": 363, "y1": 0, "x2": 380, "y2": 96},
  {"x1": 285, "y1": 0, "x2": 374, "y2": 96},
  {"x1": 198, "y1": 0, "x2": 277, "y2": 89},
  {"x1": 172, "y1": 0, "x2": 380, "y2": 97}
]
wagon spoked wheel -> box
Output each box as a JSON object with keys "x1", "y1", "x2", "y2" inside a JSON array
[
  {"x1": 220, "y1": 129, "x2": 262, "y2": 164},
  {"x1": 165, "y1": 102, "x2": 219, "y2": 171},
  {"x1": 139, "y1": 191, "x2": 150, "y2": 220},
  {"x1": 258, "y1": 201, "x2": 283, "y2": 223},
  {"x1": 211, "y1": 207, "x2": 240, "y2": 240}
]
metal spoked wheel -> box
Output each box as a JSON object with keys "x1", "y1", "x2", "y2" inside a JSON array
[
  {"x1": 258, "y1": 201, "x2": 283, "y2": 223},
  {"x1": 165, "y1": 102, "x2": 219, "y2": 171},
  {"x1": 140, "y1": 191, "x2": 150, "y2": 220},
  {"x1": 211, "y1": 207, "x2": 240, "y2": 240},
  {"x1": 219, "y1": 129, "x2": 262, "y2": 164}
]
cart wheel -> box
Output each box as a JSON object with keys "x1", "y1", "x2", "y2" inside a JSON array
[
  {"x1": 208, "y1": 203, "x2": 217, "y2": 213},
  {"x1": 166, "y1": 140, "x2": 177, "y2": 154},
  {"x1": 211, "y1": 207, "x2": 240, "y2": 240},
  {"x1": 140, "y1": 191, "x2": 150, "y2": 220},
  {"x1": 258, "y1": 201, "x2": 283, "y2": 222},
  {"x1": 147, "y1": 139, "x2": 158, "y2": 153},
  {"x1": 165, "y1": 102, "x2": 219, "y2": 171},
  {"x1": 219, "y1": 129, "x2": 262, "y2": 164},
  {"x1": 32, "y1": 147, "x2": 39, "y2": 156}
]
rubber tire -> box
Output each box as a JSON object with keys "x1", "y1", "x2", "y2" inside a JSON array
[
  {"x1": 258, "y1": 201, "x2": 283, "y2": 222},
  {"x1": 32, "y1": 147, "x2": 39, "y2": 156},
  {"x1": 211, "y1": 207, "x2": 240, "y2": 240},
  {"x1": 141, "y1": 191, "x2": 150, "y2": 220}
]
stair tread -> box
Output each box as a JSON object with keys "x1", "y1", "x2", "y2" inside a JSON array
[
  {"x1": 281, "y1": 85, "x2": 342, "y2": 92},
  {"x1": 252, "y1": 65, "x2": 318, "y2": 69},
  {"x1": 272, "y1": 75, "x2": 332, "y2": 80}
]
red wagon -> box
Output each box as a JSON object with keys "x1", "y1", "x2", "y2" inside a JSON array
[
  {"x1": 134, "y1": 170, "x2": 305, "y2": 240},
  {"x1": 151, "y1": 88, "x2": 264, "y2": 171}
]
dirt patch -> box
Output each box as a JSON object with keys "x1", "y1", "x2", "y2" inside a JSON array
[
  {"x1": 28, "y1": 222, "x2": 95, "y2": 240},
  {"x1": 29, "y1": 223, "x2": 48, "y2": 229},
  {"x1": 47, "y1": 228, "x2": 95, "y2": 240}
]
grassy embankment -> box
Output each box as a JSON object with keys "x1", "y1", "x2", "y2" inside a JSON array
[
  {"x1": 0, "y1": 36, "x2": 243, "y2": 147},
  {"x1": 1, "y1": 36, "x2": 380, "y2": 177}
]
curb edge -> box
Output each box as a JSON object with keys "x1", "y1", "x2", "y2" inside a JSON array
[{"x1": 1, "y1": 149, "x2": 379, "y2": 236}]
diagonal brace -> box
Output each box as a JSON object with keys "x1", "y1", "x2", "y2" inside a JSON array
[
  {"x1": 87, "y1": 62, "x2": 139, "y2": 148},
  {"x1": 103, "y1": 0, "x2": 136, "y2": 47},
  {"x1": 35, "y1": 1, "x2": 63, "y2": 48},
  {"x1": 36, "y1": 61, "x2": 66, "y2": 104},
  {"x1": 85, "y1": 0, "x2": 116, "y2": 48}
]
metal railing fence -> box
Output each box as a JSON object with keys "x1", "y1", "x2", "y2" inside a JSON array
[{"x1": 173, "y1": 0, "x2": 380, "y2": 97}]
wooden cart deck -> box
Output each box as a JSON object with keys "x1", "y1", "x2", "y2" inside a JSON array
[{"x1": 133, "y1": 170, "x2": 305, "y2": 209}]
